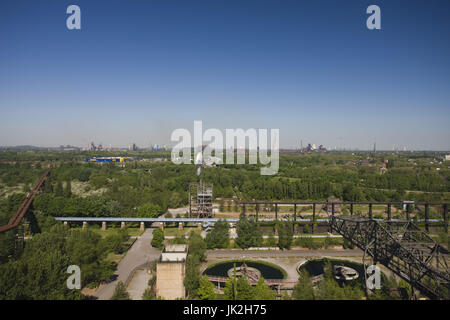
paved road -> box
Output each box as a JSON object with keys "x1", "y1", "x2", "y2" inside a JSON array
[
  {"x1": 127, "y1": 269, "x2": 152, "y2": 300},
  {"x1": 94, "y1": 229, "x2": 161, "y2": 300},
  {"x1": 206, "y1": 248, "x2": 364, "y2": 258},
  {"x1": 167, "y1": 207, "x2": 189, "y2": 215}
]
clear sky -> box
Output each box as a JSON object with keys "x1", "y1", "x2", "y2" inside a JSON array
[{"x1": 0, "y1": 0, "x2": 449, "y2": 150}]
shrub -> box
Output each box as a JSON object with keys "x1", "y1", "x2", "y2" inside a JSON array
[{"x1": 151, "y1": 228, "x2": 164, "y2": 249}]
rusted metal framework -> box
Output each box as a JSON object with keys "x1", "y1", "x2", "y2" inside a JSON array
[
  {"x1": 329, "y1": 215, "x2": 450, "y2": 300},
  {"x1": 189, "y1": 183, "x2": 213, "y2": 218},
  {"x1": 238, "y1": 201, "x2": 449, "y2": 234},
  {"x1": 0, "y1": 168, "x2": 50, "y2": 233},
  {"x1": 207, "y1": 275, "x2": 297, "y2": 289}
]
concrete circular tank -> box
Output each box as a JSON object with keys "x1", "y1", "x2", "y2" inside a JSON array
[
  {"x1": 203, "y1": 260, "x2": 287, "y2": 280},
  {"x1": 297, "y1": 258, "x2": 365, "y2": 284}
]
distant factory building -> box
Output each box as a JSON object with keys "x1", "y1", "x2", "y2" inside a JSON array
[{"x1": 85, "y1": 157, "x2": 129, "y2": 163}]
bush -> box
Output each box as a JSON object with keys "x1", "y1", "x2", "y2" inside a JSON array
[
  {"x1": 324, "y1": 236, "x2": 340, "y2": 248},
  {"x1": 142, "y1": 287, "x2": 156, "y2": 300},
  {"x1": 205, "y1": 219, "x2": 229, "y2": 249},
  {"x1": 303, "y1": 224, "x2": 310, "y2": 234},
  {"x1": 151, "y1": 228, "x2": 164, "y2": 249},
  {"x1": 138, "y1": 203, "x2": 162, "y2": 218},
  {"x1": 343, "y1": 239, "x2": 355, "y2": 249},
  {"x1": 111, "y1": 281, "x2": 130, "y2": 300},
  {"x1": 103, "y1": 228, "x2": 129, "y2": 254},
  {"x1": 235, "y1": 218, "x2": 263, "y2": 249},
  {"x1": 295, "y1": 236, "x2": 320, "y2": 249},
  {"x1": 89, "y1": 174, "x2": 108, "y2": 189},
  {"x1": 277, "y1": 221, "x2": 293, "y2": 250}
]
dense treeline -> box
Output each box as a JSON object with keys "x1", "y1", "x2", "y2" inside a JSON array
[
  {"x1": 0, "y1": 223, "x2": 129, "y2": 299},
  {"x1": 1, "y1": 151, "x2": 449, "y2": 221},
  {"x1": 28, "y1": 161, "x2": 195, "y2": 218},
  {"x1": 205, "y1": 165, "x2": 449, "y2": 202}
]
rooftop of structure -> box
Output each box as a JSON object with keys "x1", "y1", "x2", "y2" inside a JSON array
[
  {"x1": 163, "y1": 244, "x2": 188, "y2": 253},
  {"x1": 160, "y1": 244, "x2": 188, "y2": 262}
]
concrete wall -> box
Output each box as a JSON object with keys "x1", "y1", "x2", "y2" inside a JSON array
[{"x1": 156, "y1": 262, "x2": 186, "y2": 300}]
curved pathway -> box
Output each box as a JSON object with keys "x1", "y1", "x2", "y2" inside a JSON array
[{"x1": 94, "y1": 228, "x2": 161, "y2": 300}]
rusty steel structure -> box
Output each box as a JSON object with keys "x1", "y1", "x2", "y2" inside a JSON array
[
  {"x1": 329, "y1": 215, "x2": 450, "y2": 300},
  {"x1": 237, "y1": 200, "x2": 449, "y2": 299},
  {"x1": 0, "y1": 168, "x2": 50, "y2": 233},
  {"x1": 189, "y1": 183, "x2": 213, "y2": 218},
  {"x1": 238, "y1": 201, "x2": 449, "y2": 234}
]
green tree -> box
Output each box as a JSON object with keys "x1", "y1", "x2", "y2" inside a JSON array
[
  {"x1": 89, "y1": 174, "x2": 108, "y2": 189},
  {"x1": 103, "y1": 228, "x2": 129, "y2": 254},
  {"x1": 188, "y1": 232, "x2": 207, "y2": 262},
  {"x1": 235, "y1": 276, "x2": 255, "y2": 300},
  {"x1": 111, "y1": 281, "x2": 130, "y2": 300},
  {"x1": 224, "y1": 275, "x2": 255, "y2": 300},
  {"x1": 292, "y1": 270, "x2": 315, "y2": 300},
  {"x1": 64, "y1": 180, "x2": 72, "y2": 198},
  {"x1": 106, "y1": 200, "x2": 122, "y2": 217},
  {"x1": 235, "y1": 217, "x2": 263, "y2": 249},
  {"x1": 65, "y1": 229, "x2": 115, "y2": 285},
  {"x1": 151, "y1": 228, "x2": 164, "y2": 249},
  {"x1": 267, "y1": 232, "x2": 276, "y2": 247},
  {"x1": 277, "y1": 221, "x2": 293, "y2": 250},
  {"x1": 0, "y1": 225, "x2": 83, "y2": 300},
  {"x1": 205, "y1": 219, "x2": 229, "y2": 249},
  {"x1": 137, "y1": 203, "x2": 161, "y2": 218},
  {"x1": 142, "y1": 287, "x2": 156, "y2": 300},
  {"x1": 183, "y1": 233, "x2": 208, "y2": 298},
  {"x1": 197, "y1": 276, "x2": 215, "y2": 300},
  {"x1": 253, "y1": 277, "x2": 276, "y2": 300},
  {"x1": 184, "y1": 255, "x2": 201, "y2": 298},
  {"x1": 54, "y1": 181, "x2": 64, "y2": 197},
  {"x1": 0, "y1": 230, "x2": 16, "y2": 264}
]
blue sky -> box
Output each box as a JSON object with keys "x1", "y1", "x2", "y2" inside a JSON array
[{"x1": 0, "y1": 0, "x2": 449, "y2": 150}]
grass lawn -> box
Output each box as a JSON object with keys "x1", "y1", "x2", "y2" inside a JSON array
[
  {"x1": 106, "y1": 252, "x2": 125, "y2": 264},
  {"x1": 71, "y1": 226, "x2": 144, "y2": 238},
  {"x1": 163, "y1": 227, "x2": 201, "y2": 237}
]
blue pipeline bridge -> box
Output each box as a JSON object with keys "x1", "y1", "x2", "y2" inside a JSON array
[
  {"x1": 54, "y1": 217, "x2": 242, "y2": 229},
  {"x1": 54, "y1": 200, "x2": 450, "y2": 232},
  {"x1": 54, "y1": 216, "x2": 325, "y2": 231}
]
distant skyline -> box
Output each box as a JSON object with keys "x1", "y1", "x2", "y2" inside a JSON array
[{"x1": 1, "y1": 0, "x2": 450, "y2": 150}]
